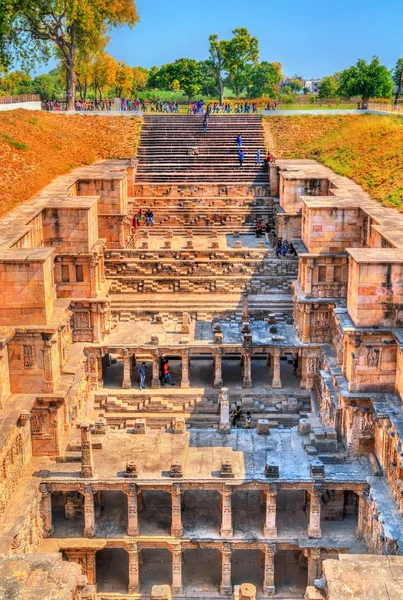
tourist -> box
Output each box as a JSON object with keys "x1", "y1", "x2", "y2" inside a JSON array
[
  {"x1": 255, "y1": 222, "x2": 263, "y2": 238},
  {"x1": 289, "y1": 242, "x2": 297, "y2": 256},
  {"x1": 161, "y1": 359, "x2": 175, "y2": 386},
  {"x1": 276, "y1": 239, "x2": 282, "y2": 258},
  {"x1": 145, "y1": 209, "x2": 154, "y2": 226},
  {"x1": 138, "y1": 362, "x2": 147, "y2": 390},
  {"x1": 137, "y1": 210, "x2": 143, "y2": 227},
  {"x1": 281, "y1": 240, "x2": 289, "y2": 257},
  {"x1": 231, "y1": 405, "x2": 243, "y2": 427},
  {"x1": 238, "y1": 150, "x2": 245, "y2": 167},
  {"x1": 292, "y1": 356, "x2": 299, "y2": 376},
  {"x1": 264, "y1": 222, "x2": 271, "y2": 244},
  {"x1": 244, "y1": 411, "x2": 252, "y2": 429},
  {"x1": 256, "y1": 149, "x2": 261, "y2": 165},
  {"x1": 236, "y1": 134, "x2": 242, "y2": 149}
]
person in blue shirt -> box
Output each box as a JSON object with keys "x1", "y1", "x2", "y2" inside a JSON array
[
  {"x1": 138, "y1": 362, "x2": 147, "y2": 390},
  {"x1": 236, "y1": 134, "x2": 242, "y2": 149},
  {"x1": 256, "y1": 149, "x2": 261, "y2": 165},
  {"x1": 239, "y1": 150, "x2": 245, "y2": 167}
]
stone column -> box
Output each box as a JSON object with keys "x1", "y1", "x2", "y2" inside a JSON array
[
  {"x1": 218, "y1": 387, "x2": 230, "y2": 432},
  {"x1": 181, "y1": 350, "x2": 190, "y2": 389},
  {"x1": 42, "y1": 335, "x2": 55, "y2": 389},
  {"x1": 307, "y1": 548, "x2": 321, "y2": 586},
  {"x1": 356, "y1": 490, "x2": 367, "y2": 539},
  {"x1": 88, "y1": 354, "x2": 99, "y2": 390},
  {"x1": 220, "y1": 543, "x2": 232, "y2": 594},
  {"x1": 83, "y1": 485, "x2": 96, "y2": 537},
  {"x1": 127, "y1": 484, "x2": 139, "y2": 536},
  {"x1": 171, "y1": 547, "x2": 182, "y2": 594},
  {"x1": 271, "y1": 349, "x2": 282, "y2": 389},
  {"x1": 242, "y1": 351, "x2": 252, "y2": 388},
  {"x1": 86, "y1": 551, "x2": 96, "y2": 585},
  {"x1": 122, "y1": 350, "x2": 131, "y2": 389},
  {"x1": 263, "y1": 544, "x2": 276, "y2": 596},
  {"x1": 214, "y1": 352, "x2": 223, "y2": 388},
  {"x1": 40, "y1": 483, "x2": 53, "y2": 537},
  {"x1": 302, "y1": 306, "x2": 312, "y2": 343},
  {"x1": 89, "y1": 255, "x2": 99, "y2": 298},
  {"x1": 307, "y1": 491, "x2": 322, "y2": 538},
  {"x1": 171, "y1": 484, "x2": 183, "y2": 536},
  {"x1": 80, "y1": 422, "x2": 93, "y2": 478},
  {"x1": 220, "y1": 489, "x2": 233, "y2": 538},
  {"x1": 128, "y1": 542, "x2": 140, "y2": 593},
  {"x1": 90, "y1": 305, "x2": 101, "y2": 343},
  {"x1": 151, "y1": 352, "x2": 160, "y2": 388},
  {"x1": 97, "y1": 356, "x2": 104, "y2": 388},
  {"x1": 264, "y1": 489, "x2": 277, "y2": 538}
]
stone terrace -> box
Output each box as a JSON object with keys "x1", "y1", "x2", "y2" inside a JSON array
[{"x1": 1, "y1": 114, "x2": 403, "y2": 600}]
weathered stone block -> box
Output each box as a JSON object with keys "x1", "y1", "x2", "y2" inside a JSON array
[
  {"x1": 134, "y1": 419, "x2": 146, "y2": 434},
  {"x1": 125, "y1": 461, "x2": 138, "y2": 478},
  {"x1": 170, "y1": 461, "x2": 183, "y2": 478},
  {"x1": 257, "y1": 419, "x2": 270, "y2": 435},
  {"x1": 151, "y1": 585, "x2": 172, "y2": 600},
  {"x1": 298, "y1": 419, "x2": 311, "y2": 435},
  {"x1": 220, "y1": 460, "x2": 234, "y2": 478},
  {"x1": 265, "y1": 462, "x2": 279, "y2": 478},
  {"x1": 173, "y1": 417, "x2": 186, "y2": 434},
  {"x1": 310, "y1": 459, "x2": 325, "y2": 478}
]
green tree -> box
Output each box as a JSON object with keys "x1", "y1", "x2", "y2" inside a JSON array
[
  {"x1": 249, "y1": 61, "x2": 282, "y2": 98},
  {"x1": 32, "y1": 73, "x2": 58, "y2": 100},
  {"x1": 393, "y1": 58, "x2": 403, "y2": 105},
  {"x1": 149, "y1": 58, "x2": 203, "y2": 100},
  {"x1": 0, "y1": 0, "x2": 139, "y2": 109},
  {"x1": 318, "y1": 76, "x2": 339, "y2": 99},
  {"x1": 0, "y1": 69, "x2": 31, "y2": 95},
  {"x1": 302, "y1": 86, "x2": 310, "y2": 95},
  {"x1": 225, "y1": 28, "x2": 259, "y2": 98},
  {"x1": 337, "y1": 56, "x2": 393, "y2": 104},
  {"x1": 199, "y1": 60, "x2": 219, "y2": 98},
  {"x1": 289, "y1": 77, "x2": 303, "y2": 93},
  {"x1": 282, "y1": 85, "x2": 291, "y2": 96},
  {"x1": 207, "y1": 34, "x2": 228, "y2": 104}
]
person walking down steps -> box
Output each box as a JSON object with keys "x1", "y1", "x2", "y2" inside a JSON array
[
  {"x1": 238, "y1": 149, "x2": 245, "y2": 167},
  {"x1": 138, "y1": 362, "x2": 147, "y2": 390},
  {"x1": 161, "y1": 359, "x2": 175, "y2": 386},
  {"x1": 236, "y1": 134, "x2": 243, "y2": 149},
  {"x1": 256, "y1": 148, "x2": 261, "y2": 165}
]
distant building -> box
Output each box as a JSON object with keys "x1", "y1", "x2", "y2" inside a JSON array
[{"x1": 304, "y1": 79, "x2": 322, "y2": 94}]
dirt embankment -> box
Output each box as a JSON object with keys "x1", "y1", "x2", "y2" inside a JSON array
[
  {"x1": 0, "y1": 110, "x2": 142, "y2": 217},
  {"x1": 264, "y1": 114, "x2": 403, "y2": 210}
]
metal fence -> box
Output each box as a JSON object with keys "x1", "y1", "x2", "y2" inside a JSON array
[
  {"x1": 367, "y1": 102, "x2": 403, "y2": 114},
  {"x1": 0, "y1": 94, "x2": 40, "y2": 104}
]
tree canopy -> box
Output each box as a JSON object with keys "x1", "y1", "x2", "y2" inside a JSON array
[
  {"x1": 0, "y1": 0, "x2": 139, "y2": 108},
  {"x1": 318, "y1": 76, "x2": 339, "y2": 99},
  {"x1": 337, "y1": 56, "x2": 393, "y2": 103}
]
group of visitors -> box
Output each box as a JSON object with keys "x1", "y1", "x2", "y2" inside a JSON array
[
  {"x1": 131, "y1": 209, "x2": 155, "y2": 231},
  {"x1": 236, "y1": 135, "x2": 275, "y2": 170},
  {"x1": 74, "y1": 99, "x2": 114, "y2": 111},
  {"x1": 150, "y1": 101, "x2": 180, "y2": 112},
  {"x1": 264, "y1": 101, "x2": 278, "y2": 111},
  {"x1": 231, "y1": 406, "x2": 252, "y2": 428},
  {"x1": 275, "y1": 239, "x2": 297, "y2": 258},
  {"x1": 255, "y1": 222, "x2": 271, "y2": 242},
  {"x1": 137, "y1": 358, "x2": 175, "y2": 390}
]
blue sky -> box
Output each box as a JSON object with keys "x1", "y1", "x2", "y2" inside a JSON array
[{"x1": 37, "y1": 0, "x2": 402, "y2": 77}]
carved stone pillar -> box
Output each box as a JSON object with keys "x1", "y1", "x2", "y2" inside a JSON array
[
  {"x1": 242, "y1": 351, "x2": 252, "y2": 388},
  {"x1": 127, "y1": 484, "x2": 139, "y2": 536},
  {"x1": 171, "y1": 546, "x2": 182, "y2": 594},
  {"x1": 122, "y1": 350, "x2": 131, "y2": 389},
  {"x1": 356, "y1": 489, "x2": 368, "y2": 539},
  {"x1": 40, "y1": 483, "x2": 53, "y2": 537},
  {"x1": 80, "y1": 422, "x2": 93, "y2": 478},
  {"x1": 307, "y1": 491, "x2": 322, "y2": 538},
  {"x1": 90, "y1": 304, "x2": 101, "y2": 343},
  {"x1": 271, "y1": 349, "x2": 282, "y2": 389},
  {"x1": 214, "y1": 352, "x2": 223, "y2": 388},
  {"x1": 181, "y1": 350, "x2": 190, "y2": 389},
  {"x1": 151, "y1": 351, "x2": 160, "y2": 388},
  {"x1": 220, "y1": 543, "x2": 232, "y2": 594},
  {"x1": 97, "y1": 356, "x2": 104, "y2": 388},
  {"x1": 302, "y1": 305, "x2": 312, "y2": 343},
  {"x1": 263, "y1": 544, "x2": 276, "y2": 596},
  {"x1": 264, "y1": 489, "x2": 277, "y2": 538},
  {"x1": 88, "y1": 354, "x2": 99, "y2": 390},
  {"x1": 128, "y1": 542, "x2": 140, "y2": 593},
  {"x1": 171, "y1": 484, "x2": 183, "y2": 536},
  {"x1": 42, "y1": 335, "x2": 55, "y2": 388},
  {"x1": 307, "y1": 548, "x2": 321, "y2": 585},
  {"x1": 83, "y1": 485, "x2": 96, "y2": 537},
  {"x1": 220, "y1": 489, "x2": 233, "y2": 537},
  {"x1": 218, "y1": 387, "x2": 230, "y2": 432},
  {"x1": 86, "y1": 551, "x2": 96, "y2": 585}
]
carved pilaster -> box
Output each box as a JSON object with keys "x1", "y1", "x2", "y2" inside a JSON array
[
  {"x1": 127, "y1": 484, "x2": 139, "y2": 536},
  {"x1": 220, "y1": 488, "x2": 233, "y2": 537},
  {"x1": 171, "y1": 484, "x2": 183, "y2": 536}
]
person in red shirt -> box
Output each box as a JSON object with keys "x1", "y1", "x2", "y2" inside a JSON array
[{"x1": 161, "y1": 359, "x2": 175, "y2": 386}]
